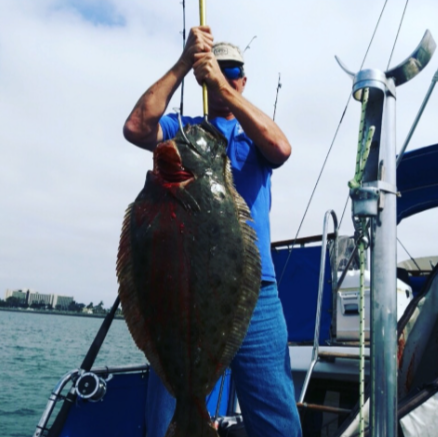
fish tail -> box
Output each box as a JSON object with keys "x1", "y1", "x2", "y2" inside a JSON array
[{"x1": 164, "y1": 397, "x2": 219, "y2": 437}]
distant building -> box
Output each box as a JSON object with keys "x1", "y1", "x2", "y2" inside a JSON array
[
  {"x1": 5, "y1": 289, "x2": 30, "y2": 302},
  {"x1": 27, "y1": 291, "x2": 52, "y2": 306},
  {"x1": 51, "y1": 294, "x2": 74, "y2": 309},
  {"x1": 4, "y1": 289, "x2": 74, "y2": 309}
]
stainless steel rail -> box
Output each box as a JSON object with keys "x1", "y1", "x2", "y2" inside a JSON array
[
  {"x1": 298, "y1": 210, "x2": 338, "y2": 404},
  {"x1": 33, "y1": 364, "x2": 149, "y2": 437}
]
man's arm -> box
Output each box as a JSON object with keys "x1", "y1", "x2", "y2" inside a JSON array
[
  {"x1": 193, "y1": 52, "x2": 291, "y2": 166},
  {"x1": 220, "y1": 86, "x2": 291, "y2": 166},
  {"x1": 123, "y1": 26, "x2": 214, "y2": 152}
]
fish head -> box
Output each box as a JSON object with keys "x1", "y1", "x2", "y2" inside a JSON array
[{"x1": 153, "y1": 121, "x2": 228, "y2": 185}]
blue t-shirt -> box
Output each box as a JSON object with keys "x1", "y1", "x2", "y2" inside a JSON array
[{"x1": 160, "y1": 113, "x2": 276, "y2": 281}]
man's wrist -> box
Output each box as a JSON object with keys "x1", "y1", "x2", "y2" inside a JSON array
[{"x1": 175, "y1": 56, "x2": 192, "y2": 77}]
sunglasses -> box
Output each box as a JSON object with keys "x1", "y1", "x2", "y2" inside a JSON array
[{"x1": 220, "y1": 65, "x2": 244, "y2": 80}]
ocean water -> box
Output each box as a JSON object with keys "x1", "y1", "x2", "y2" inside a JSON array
[{"x1": 0, "y1": 310, "x2": 145, "y2": 437}]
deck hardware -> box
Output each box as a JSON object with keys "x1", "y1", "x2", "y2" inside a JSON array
[
  {"x1": 75, "y1": 372, "x2": 107, "y2": 402},
  {"x1": 350, "y1": 187, "x2": 379, "y2": 217}
]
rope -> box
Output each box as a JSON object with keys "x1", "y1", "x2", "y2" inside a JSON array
[
  {"x1": 349, "y1": 89, "x2": 373, "y2": 437},
  {"x1": 358, "y1": 236, "x2": 367, "y2": 437},
  {"x1": 348, "y1": 89, "x2": 375, "y2": 189}
]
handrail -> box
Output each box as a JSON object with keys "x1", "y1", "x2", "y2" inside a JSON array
[
  {"x1": 271, "y1": 232, "x2": 337, "y2": 249},
  {"x1": 299, "y1": 210, "x2": 338, "y2": 404}
]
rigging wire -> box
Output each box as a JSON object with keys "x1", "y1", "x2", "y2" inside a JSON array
[
  {"x1": 278, "y1": 0, "x2": 390, "y2": 286},
  {"x1": 387, "y1": 0, "x2": 410, "y2": 70},
  {"x1": 397, "y1": 237, "x2": 422, "y2": 271},
  {"x1": 180, "y1": 0, "x2": 187, "y2": 115},
  {"x1": 359, "y1": 0, "x2": 390, "y2": 71}
]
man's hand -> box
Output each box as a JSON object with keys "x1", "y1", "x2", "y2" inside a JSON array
[
  {"x1": 179, "y1": 26, "x2": 214, "y2": 70},
  {"x1": 192, "y1": 51, "x2": 228, "y2": 92}
]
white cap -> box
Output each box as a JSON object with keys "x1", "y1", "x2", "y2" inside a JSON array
[{"x1": 212, "y1": 42, "x2": 244, "y2": 64}]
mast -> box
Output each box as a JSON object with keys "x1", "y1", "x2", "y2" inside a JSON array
[{"x1": 337, "y1": 29, "x2": 436, "y2": 436}]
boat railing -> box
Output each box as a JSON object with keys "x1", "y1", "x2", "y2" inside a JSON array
[
  {"x1": 298, "y1": 210, "x2": 338, "y2": 405},
  {"x1": 33, "y1": 364, "x2": 149, "y2": 437}
]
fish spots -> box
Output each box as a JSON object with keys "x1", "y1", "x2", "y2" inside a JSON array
[
  {"x1": 210, "y1": 182, "x2": 226, "y2": 199},
  {"x1": 200, "y1": 299, "x2": 211, "y2": 311},
  {"x1": 187, "y1": 327, "x2": 200, "y2": 345},
  {"x1": 221, "y1": 303, "x2": 232, "y2": 315},
  {"x1": 196, "y1": 137, "x2": 209, "y2": 152},
  {"x1": 210, "y1": 224, "x2": 220, "y2": 236},
  {"x1": 210, "y1": 273, "x2": 222, "y2": 288}
]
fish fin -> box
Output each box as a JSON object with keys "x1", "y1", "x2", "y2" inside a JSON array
[{"x1": 116, "y1": 198, "x2": 176, "y2": 398}]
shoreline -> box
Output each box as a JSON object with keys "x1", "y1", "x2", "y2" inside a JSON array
[{"x1": 0, "y1": 307, "x2": 124, "y2": 319}]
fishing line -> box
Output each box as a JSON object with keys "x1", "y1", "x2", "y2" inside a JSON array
[
  {"x1": 387, "y1": 0, "x2": 410, "y2": 70},
  {"x1": 278, "y1": 0, "x2": 390, "y2": 288}
]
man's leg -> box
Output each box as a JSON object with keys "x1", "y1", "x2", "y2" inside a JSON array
[
  {"x1": 145, "y1": 368, "x2": 175, "y2": 437},
  {"x1": 230, "y1": 281, "x2": 302, "y2": 437}
]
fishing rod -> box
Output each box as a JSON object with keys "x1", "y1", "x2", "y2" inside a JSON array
[
  {"x1": 243, "y1": 35, "x2": 257, "y2": 53},
  {"x1": 199, "y1": 0, "x2": 208, "y2": 121},
  {"x1": 47, "y1": 296, "x2": 121, "y2": 437},
  {"x1": 180, "y1": 0, "x2": 186, "y2": 115},
  {"x1": 273, "y1": 73, "x2": 282, "y2": 121}
]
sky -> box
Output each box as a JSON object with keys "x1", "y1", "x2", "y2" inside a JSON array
[{"x1": 1, "y1": 0, "x2": 438, "y2": 307}]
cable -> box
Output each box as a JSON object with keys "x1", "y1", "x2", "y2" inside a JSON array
[
  {"x1": 397, "y1": 237, "x2": 422, "y2": 271},
  {"x1": 387, "y1": 0, "x2": 410, "y2": 70}
]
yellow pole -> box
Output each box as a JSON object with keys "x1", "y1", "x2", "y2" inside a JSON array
[{"x1": 199, "y1": 0, "x2": 208, "y2": 120}]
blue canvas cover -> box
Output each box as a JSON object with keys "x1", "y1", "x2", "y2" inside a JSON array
[
  {"x1": 272, "y1": 245, "x2": 333, "y2": 344},
  {"x1": 397, "y1": 143, "x2": 438, "y2": 223},
  {"x1": 60, "y1": 372, "x2": 148, "y2": 437},
  {"x1": 59, "y1": 369, "x2": 232, "y2": 437}
]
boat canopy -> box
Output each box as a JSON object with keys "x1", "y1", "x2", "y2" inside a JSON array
[{"x1": 397, "y1": 143, "x2": 438, "y2": 223}]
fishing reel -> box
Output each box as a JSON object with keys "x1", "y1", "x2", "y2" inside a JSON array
[{"x1": 75, "y1": 372, "x2": 108, "y2": 402}]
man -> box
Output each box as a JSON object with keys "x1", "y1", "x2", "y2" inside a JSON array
[{"x1": 123, "y1": 26, "x2": 302, "y2": 437}]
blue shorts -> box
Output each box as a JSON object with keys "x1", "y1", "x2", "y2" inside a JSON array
[{"x1": 145, "y1": 281, "x2": 302, "y2": 437}]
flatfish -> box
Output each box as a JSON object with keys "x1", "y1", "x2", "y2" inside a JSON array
[{"x1": 117, "y1": 121, "x2": 261, "y2": 437}]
